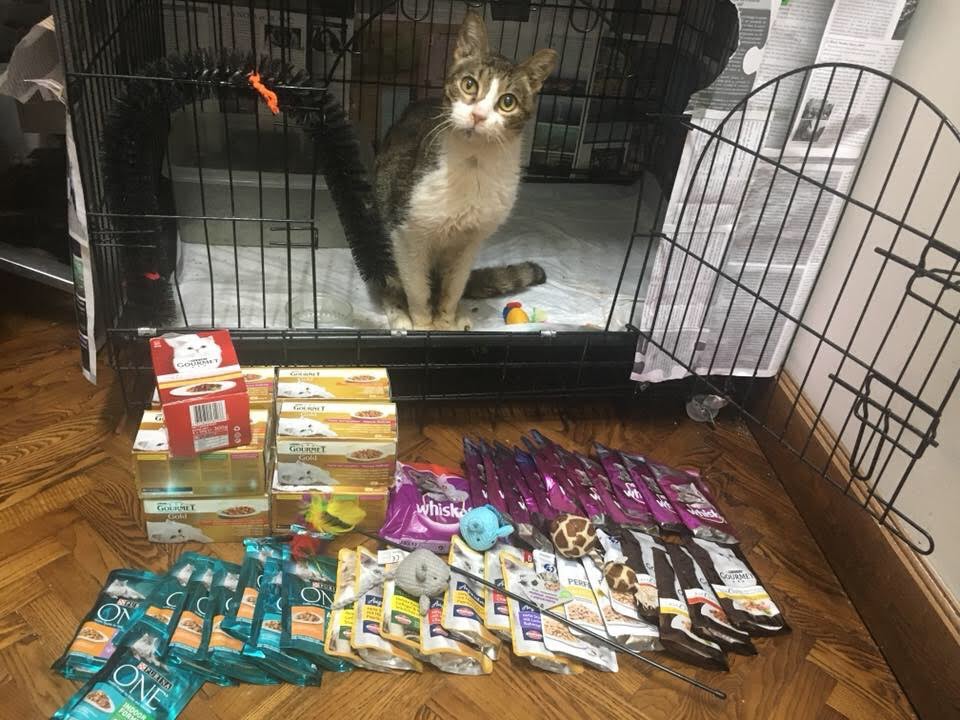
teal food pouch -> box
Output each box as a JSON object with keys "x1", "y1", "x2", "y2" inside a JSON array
[
  {"x1": 244, "y1": 556, "x2": 322, "y2": 685},
  {"x1": 117, "y1": 553, "x2": 209, "y2": 655},
  {"x1": 281, "y1": 531, "x2": 349, "y2": 672},
  {"x1": 167, "y1": 562, "x2": 235, "y2": 686},
  {"x1": 52, "y1": 629, "x2": 204, "y2": 720},
  {"x1": 52, "y1": 568, "x2": 160, "y2": 680},
  {"x1": 206, "y1": 562, "x2": 278, "y2": 686},
  {"x1": 221, "y1": 537, "x2": 283, "y2": 642}
]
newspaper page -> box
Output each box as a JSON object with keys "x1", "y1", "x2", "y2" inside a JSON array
[{"x1": 632, "y1": 0, "x2": 914, "y2": 383}]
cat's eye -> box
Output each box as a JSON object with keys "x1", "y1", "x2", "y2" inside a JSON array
[
  {"x1": 498, "y1": 93, "x2": 518, "y2": 112},
  {"x1": 460, "y1": 76, "x2": 478, "y2": 95}
]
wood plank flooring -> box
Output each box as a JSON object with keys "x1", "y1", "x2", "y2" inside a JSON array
[{"x1": 0, "y1": 275, "x2": 917, "y2": 719}]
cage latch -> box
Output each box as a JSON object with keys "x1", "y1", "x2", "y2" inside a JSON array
[{"x1": 874, "y1": 238, "x2": 960, "y2": 322}]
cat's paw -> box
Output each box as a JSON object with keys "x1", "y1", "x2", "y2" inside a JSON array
[
  {"x1": 432, "y1": 313, "x2": 472, "y2": 331},
  {"x1": 385, "y1": 307, "x2": 414, "y2": 330}
]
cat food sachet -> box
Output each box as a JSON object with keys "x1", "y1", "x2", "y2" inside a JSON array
[
  {"x1": 573, "y1": 452, "x2": 632, "y2": 527},
  {"x1": 581, "y1": 554, "x2": 661, "y2": 652},
  {"x1": 380, "y1": 462, "x2": 471, "y2": 554},
  {"x1": 499, "y1": 548, "x2": 583, "y2": 675},
  {"x1": 553, "y1": 445, "x2": 608, "y2": 525},
  {"x1": 52, "y1": 630, "x2": 205, "y2": 720},
  {"x1": 381, "y1": 551, "x2": 425, "y2": 658},
  {"x1": 482, "y1": 544, "x2": 514, "y2": 639},
  {"x1": 514, "y1": 448, "x2": 555, "y2": 521},
  {"x1": 462, "y1": 438, "x2": 490, "y2": 509},
  {"x1": 522, "y1": 433, "x2": 580, "y2": 515},
  {"x1": 653, "y1": 464, "x2": 739, "y2": 544},
  {"x1": 421, "y1": 597, "x2": 493, "y2": 675},
  {"x1": 443, "y1": 536, "x2": 502, "y2": 660},
  {"x1": 665, "y1": 544, "x2": 755, "y2": 655},
  {"x1": 243, "y1": 556, "x2": 322, "y2": 685},
  {"x1": 594, "y1": 443, "x2": 658, "y2": 533},
  {"x1": 221, "y1": 537, "x2": 283, "y2": 642},
  {"x1": 324, "y1": 549, "x2": 380, "y2": 671},
  {"x1": 551, "y1": 554, "x2": 619, "y2": 671},
  {"x1": 491, "y1": 445, "x2": 551, "y2": 548},
  {"x1": 52, "y1": 568, "x2": 160, "y2": 680},
  {"x1": 620, "y1": 452, "x2": 686, "y2": 534},
  {"x1": 618, "y1": 530, "x2": 662, "y2": 624},
  {"x1": 683, "y1": 537, "x2": 790, "y2": 636},
  {"x1": 478, "y1": 439, "x2": 510, "y2": 516},
  {"x1": 281, "y1": 533, "x2": 351, "y2": 672},
  {"x1": 351, "y1": 547, "x2": 423, "y2": 671},
  {"x1": 652, "y1": 547, "x2": 728, "y2": 671}
]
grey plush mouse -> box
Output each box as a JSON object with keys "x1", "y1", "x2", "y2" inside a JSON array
[{"x1": 331, "y1": 548, "x2": 450, "y2": 615}]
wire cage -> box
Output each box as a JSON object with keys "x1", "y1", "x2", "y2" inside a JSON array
[{"x1": 54, "y1": 0, "x2": 959, "y2": 553}]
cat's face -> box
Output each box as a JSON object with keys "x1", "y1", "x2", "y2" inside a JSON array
[
  {"x1": 444, "y1": 12, "x2": 557, "y2": 141},
  {"x1": 277, "y1": 417, "x2": 336, "y2": 438},
  {"x1": 165, "y1": 334, "x2": 221, "y2": 359},
  {"x1": 277, "y1": 461, "x2": 332, "y2": 486}
]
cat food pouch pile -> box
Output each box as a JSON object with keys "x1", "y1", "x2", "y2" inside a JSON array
[
  {"x1": 618, "y1": 530, "x2": 662, "y2": 624},
  {"x1": 53, "y1": 628, "x2": 205, "y2": 720},
  {"x1": 651, "y1": 547, "x2": 728, "y2": 671},
  {"x1": 380, "y1": 462, "x2": 471, "y2": 554},
  {"x1": 551, "y1": 555, "x2": 618, "y2": 671},
  {"x1": 581, "y1": 554, "x2": 661, "y2": 652},
  {"x1": 482, "y1": 544, "x2": 514, "y2": 639},
  {"x1": 462, "y1": 438, "x2": 490, "y2": 509},
  {"x1": 574, "y1": 452, "x2": 632, "y2": 527},
  {"x1": 243, "y1": 556, "x2": 322, "y2": 685},
  {"x1": 514, "y1": 448, "x2": 555, "y2": 522},
  {"x1": 499, "y1": 549, "x2": 582, "y2": 675},
  {"x1": 478, "y1": 440, "x2": 510, "y2": 515},
  {"x1": 665, "y1": 544, "x2": 755, "y2": 655},
  {"x1": 684, "y1": 538, "x2": 790, "y2": 635},
  {"x1": 222, "y1": 537, "x2": 283, "y2": 642},
  {"x1": 281, "y1": 534, "x2": 351, "y2": 672},
  {"x1": 522, "y1": 433, "x2": 580, "y2": 516},
  {"x1": 442, "y1": 537, "x2": 502, "y2": 660},
  {"x1": 421, "y1": 597, "x2": 493, "y2": 675},
  {"x1": 620, "y1": 453, "x2": 687, "y2": 534},
  {"x1": 52, "y1": 568, "x2": 160, "y2": 680},
  {"x1": 652, "y1": 463, "x2": 739, "y2": 543},
  {"x1": 167, "y1": 563, "x2": 236, "y2": 686},
  {"x1": 325, "y1": 549, "x2": 381, "y2": 671},
  {"x1": 351, "y1": 547, "x2": 423, "y2": 671},
  {"x1": 492, "y1": 444, "x2": 552, "y2": 548},
  {"x1": 594, "y1": 443, "x2": 659, "y2": 533}
]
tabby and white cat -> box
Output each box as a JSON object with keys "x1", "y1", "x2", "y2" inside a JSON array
[{"x1": 374, "y1": 12, "x2": 557, "y2": 330}]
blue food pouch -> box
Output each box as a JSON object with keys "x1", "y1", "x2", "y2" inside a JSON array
[
  {"x1": 52, "y1": 629, "x2": 204, "y2": 719},
  {"x1": 52, "y1": 568, "x2": 160, "y2": 680},
  {"x1": 221, "y1": 538, "x2": 283, "y2": 642}
]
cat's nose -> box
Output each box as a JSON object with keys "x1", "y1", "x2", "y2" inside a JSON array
[{"x1": 471, "y1": 109, "x2": 487, "y2": 124}]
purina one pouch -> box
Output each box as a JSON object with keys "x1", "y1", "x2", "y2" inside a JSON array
[
  {"x1": 167, "y1": 563, "x2": 235, "y2": 686},
  {"x1": 443, "y1": 537, "x2": 502, "y2": 660},
  {"x1": 222, "y1": 537, "x2": 283, "y2": 642},
  {"x1": 52, "y1": 568, "x2": 160, "y2": 680},
  {"x1": 594, "y1": 443, "x2": 658, "y2": 533},
  {"x1": 620, "y1": 452, "x2": 686, "y2": 533}
]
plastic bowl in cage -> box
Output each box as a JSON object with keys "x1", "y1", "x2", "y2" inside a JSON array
[{"x1": 291, "y1": 296, "x2": 355, "y2": 328}]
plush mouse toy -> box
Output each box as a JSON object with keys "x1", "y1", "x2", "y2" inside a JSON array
[{"x1": 459, "y1": 504, "x2": 514, "y2": 551}]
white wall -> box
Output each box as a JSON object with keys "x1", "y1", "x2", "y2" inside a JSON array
[{"x1": 785, "y1": 0, "x2": 960, "y2": 598}]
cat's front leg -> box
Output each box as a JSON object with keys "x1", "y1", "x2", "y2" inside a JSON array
[
  {"x1": 434, "y1": 236, "x2": 482, "y2": 331},
  {"x1": 392, "y1": 230, "x2": 433, "y2": 329}
]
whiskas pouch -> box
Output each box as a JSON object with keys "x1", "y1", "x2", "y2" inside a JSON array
[
  {"x1": 554, "y1": 445, "x2": 608, "y2": 525},
  {"x1": 244, "y1": 556, "x2": 322, "y2": 685},
  {"x1": 620, "y1": 452, "x2": 686, "y2": 534},
  {"x1": 117, "y1": 554, "x2": 207, "y2": 655},
  {"x1": 594, "y1": 443, "x2": 658, "y2": 533},
  {"x1": 499, "y1": 549, "x2": 582, "y2": 675},
  {"x1": 222, "y1": 537, "x2": 283, "y2": 642},
  {"x1": 351, "y1": 547, "x2": 422, "y2": 671},
  {"x1": 167, "y1": 563, "x2": 235, "y2": 686},
  {"x1": 281, "y1": 539, "x2": 349, "y2": 672},
  {"x1": 443, "y1": 537, "x2": 502, "y2": 660},
  {"x1": 653, "y1": 465, "x2": 739, "y2": 544},
  {"x1": 581, "y1": 554, "x2": 660, "y2": 652},
  {"x1": 550, "y1": 555, "x2": 618, "y2": 671},
  {"x1": 462, "y1": 437, "x2": 490, "y2": 509},
  {"x1": 522, "y1": 433, "x2": 580, "y2": 516},
  {"x1": 482, "y1": 544, "x2": 514, "y2": 639},
  {"x1": 381, "y1": 551, "x2": 424, "y2": 657},
  {"x1": 380, "y1": 462, "x2": 471, "y2": 554},
  {"x1": 491, "y1": 445, "x2": 551, "y2": 549},
  {"x1": 53, "y1": 569, "x2": 160, "y2": 680},
  {"x1": 478, "y1": 439, "x2": 510, "y2": 515},
  {"x1": 684, "y1": 537, "x2": 789, "y2": 636},
  {"x1": 574, "y1": 452, "x2": 631, "y2": 527},
  {"x1": 206, "y1": 562, "x2": 278, "y2": 685},
  {"x1": 325, "y1": 548, "x2": 379, "y2": 670},
  {"x1": 53, "y1": 629, "x2": 204, "y2": 720},
  {"x1": 665, "y1": 544, "x2": 755, "y2": 655},
  {"x1": 421, "y1": 597, "x2": 493, "y2": 675}
]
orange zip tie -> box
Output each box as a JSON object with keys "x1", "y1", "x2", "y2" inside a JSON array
[{"x1": 247, "y1": 72, "x2": 279, "y2": 115}]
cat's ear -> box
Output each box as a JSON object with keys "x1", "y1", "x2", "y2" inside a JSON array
[
  {"x1": 455, "y1": 11, "x2": 488, "y2": 62},
  {"x1": 520, "y1": 48, "x2": 558, "y2": 94}
]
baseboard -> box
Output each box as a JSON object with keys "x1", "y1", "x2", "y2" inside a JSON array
[{"x1": 748, "y1": 372, "x2": 960, "y2": 720}]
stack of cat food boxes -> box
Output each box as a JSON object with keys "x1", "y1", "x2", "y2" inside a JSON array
[{"x1": 272, "y1": 368, "x2": 395, "y2": 535}]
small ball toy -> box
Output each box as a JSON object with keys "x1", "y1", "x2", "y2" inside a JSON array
[{"x1": 503, "y1": 301, "x2": 529, "y2": 324}]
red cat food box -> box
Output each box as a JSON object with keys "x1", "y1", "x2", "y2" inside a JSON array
[{"x1": 149, "y1": 330, "x2": 251, "y2": 457}]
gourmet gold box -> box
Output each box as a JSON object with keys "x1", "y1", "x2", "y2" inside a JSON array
[
  {"x1": 271, "y1": 478, "x2": 389, "y2": 534},
  {"x1": 151, "y1": 366, "x2": 276, "y2": 410},
  {"x1": 275, "y1": 400, "x2": 396, "y2": 486},
  {"x1": 143, "y1": 496, "x2": 270, "y2": 543},
  {"x1": 133, "y1": 409, "x2": 271, "y2": 497},
  {"x1": 276, "y1": 367, "x2": 390, "y2": 401}
]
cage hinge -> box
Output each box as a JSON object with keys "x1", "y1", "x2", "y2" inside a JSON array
[
  {"x1": 390, "y1": 329, "x2": 408, "y2": 337},
  {"x1": 137, "y1": 327, "x2": 157, "y2": 337},
  {"x1": 540, "y1": 329, "x2": 557, "y2": 337}
]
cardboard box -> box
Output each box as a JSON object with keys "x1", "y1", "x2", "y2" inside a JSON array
[
  {"x1": 133, "y1": 409, "x2": 271, "y2": 497},
  {"x1": 152, "y1": 366, "x2": 276, "y2": 409},
  {"x1": 149, "y1": 331, "x2": 251, "y2": 457},
  {"x1": 276, "y1": 400, "x2": 397, "y2": 486},
  {"x1": 143, "y1": 496, "x2": 270, "y2": 543},
  {"x1": 276, "y1": 367, "x2": 391, "y2": 401},
  {"x1": 271, "y1": 483, "x2": 389, "y2": 535}
]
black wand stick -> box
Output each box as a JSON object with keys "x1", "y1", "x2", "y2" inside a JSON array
[{"x1": 355, "y1": 530, "x2": 726, "y2": 700}]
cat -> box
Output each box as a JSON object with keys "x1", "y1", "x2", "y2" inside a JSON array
[
  {"x1": 373, "y1": 12, "x2": 558, "y2": 330},
  {"x1": 277, "y1": 381, "x2": 334, "y2": 399},
  {"x1": 277, "y1": 460, "x2": 334, "y2": 486},
  {"x1": 146, "y1": 520, "x2": 212, "y2": 544},
  {"x1": 164, "y1": 334, "x2": 222, "y2": 373},
  {"x1": 276, "y1": 417, "x2": 337, "y2": 437}
]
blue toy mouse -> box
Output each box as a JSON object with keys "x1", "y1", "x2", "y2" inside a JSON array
[{"x1": 459, "y1": 504, "x2": 514, "y2": 551}]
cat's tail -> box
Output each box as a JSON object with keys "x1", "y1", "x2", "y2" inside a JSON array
[{"x1": 463, "y1": 262, "x2": 547, "y2": 299}]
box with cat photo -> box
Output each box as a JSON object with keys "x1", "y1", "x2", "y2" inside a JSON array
[
  {"x1": 151, "y1": 366, "x2": 276, "y2": 410},
  {"x1": 276, "y1": 367, "x2": 390, "y2": 401},
  {"x1": 276, "y1": 400, "x2": 397, "y2": 486},
  {"x1": 133, "y1": 409, "x2": 271, "y2": 497},
  {"x1": 142, "y1": 495, "x2": 270, "y2": 543}
]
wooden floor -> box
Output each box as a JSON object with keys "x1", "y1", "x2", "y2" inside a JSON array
[{"x1": 0, "y1": 274, "x2": 917, "y2": 720}]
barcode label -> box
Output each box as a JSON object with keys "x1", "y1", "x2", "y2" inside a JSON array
[{"x1": 189, "y1": 400, "x2": 226, "y2": 426}]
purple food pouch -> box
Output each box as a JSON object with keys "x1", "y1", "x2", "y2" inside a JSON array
[
  {"x1": 594, "y1": 443, "x2": 659, "y2": 533},
  {"x1": 553, "y1": 445, "x2": 607, "y2": 525},
  {"x1": 573, "y1": 452, "x2": 631, "y2": 527},
  {"x1": 523, "y1": 433, "x2": 580, "y2": 516},
  {"x1": 380, "y1": 462, "x2": 472, "y2": 553},
  {"x1": 620, "y1": 452, "x2": 686, "y2": 534},
  {"x1": 463, "y1": 437, "x2": 490, "y2": 510},
  {"x1": 479, "y1": 440, "x2": 509, "y2": 515},
  {"x1": 650, "y1": 463, "x2": 739, "y2": 544},
  {"x1": 495, "y1": 442, "x2": 539, "y2": 520},
  {"x1": 491, "y1": 444, "x2": 531, "y2": 524},
  {"x1": 514, "y1": 449, "x2": 556, "y2": 521}
]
